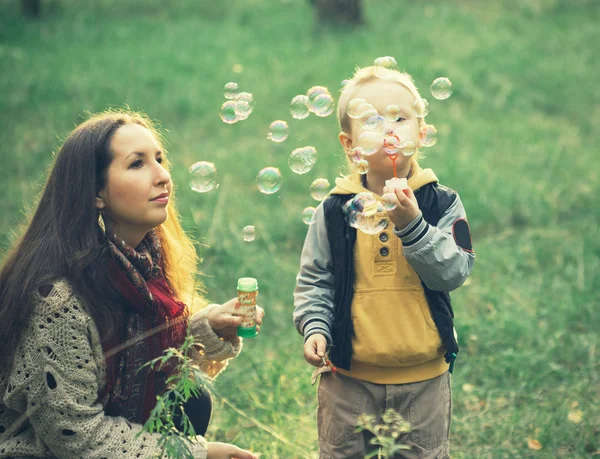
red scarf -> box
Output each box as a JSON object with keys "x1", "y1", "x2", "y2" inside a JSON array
[{"x1": 100, "y1": 231, "x2": 188, "y2": 423}]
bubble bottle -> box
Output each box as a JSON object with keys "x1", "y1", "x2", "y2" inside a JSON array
[{"x1": 237, "y1": 277, "x2": 259, "y2": 338}]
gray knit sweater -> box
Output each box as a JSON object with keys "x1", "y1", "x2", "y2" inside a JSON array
[{"x1": 0, "y1": 279, "x2": 242, "y2": 458}]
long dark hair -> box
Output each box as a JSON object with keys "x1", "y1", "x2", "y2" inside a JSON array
[{"x1": 0, "y1": 110, "x2": 202, "y2": 370}]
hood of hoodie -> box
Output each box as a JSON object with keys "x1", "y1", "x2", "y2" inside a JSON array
[{"x1": 330, "y1": 159, "x2": 438, "y2": 197}]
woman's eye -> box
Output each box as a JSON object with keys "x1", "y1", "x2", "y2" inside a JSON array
[
  {"x1": 131, "y1": 160, "x2": 143, "y2": 169},
  {"x1": 157, "y1": 157, "x2": 163, "y2": 164}
]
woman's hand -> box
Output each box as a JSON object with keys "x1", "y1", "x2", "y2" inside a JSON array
[
  {"x1": 383, "y1": 184, "x2": 420, "y2": 231},
  {"x1": 207, "y1": 298, "x2": 265, "y2": 339},
  {"x1": 206, "y1": 441, "x2": 259, "y2": 459}
]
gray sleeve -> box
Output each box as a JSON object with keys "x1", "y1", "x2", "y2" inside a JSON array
[
  {"x1": 393, "y1": 194, "x2": 475, "y2": 292},
  {"x1": 293, "y1": 202, "x2": 335, "y2": 344}
]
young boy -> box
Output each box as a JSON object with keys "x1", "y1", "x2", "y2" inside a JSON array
[{"x1": 293, "y1": 65, "x2": 475, "y2": 458}]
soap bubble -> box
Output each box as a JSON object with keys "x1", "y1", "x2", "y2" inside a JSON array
[
  {"x1": 374, "y1": 56, "x2": 398, "y2": 70},
  {"x1": 267, "y1": 120, "x2": 289, "y2": 143},
  {"x1": 310, "y1": 178, "x2": 330, "y2": 201},
  {"x1": 351, "y1": 146, "x2": 365, "y2": 163},
  {"x1": 234, "y1": 92, "x2": 255, "y2": 120},
  {"x1": 313, "y1": 93, "x2": 335, "y2": 117},
  {"x1": 400, "y1": 140, "x2": 417, "y2": 157},
  {"x1": 290, "y1": 95, "x2": 310, "y2": 120},
  {"x1": 414, "y1": 98, "x2": 429, "y2": 118},
  {"x1": 358, "y1": 131, "x2": 384, "y2": 155},
  {"x1": 383, "y1": 134, "x2": 401, "y2": 155},
  {"x1": 350, "y1": 102, "x2": 377, "y2": 120},
  {"x1": 219, "y1": 101, "x2": 238, "y2": 124},
  {"x1": 305, "y1": 87, "x2": 334, "y2": 117},
  {"x1": 420, "y1": 125, "x2": 438, "y2": 147},
  {"x1": 384, "y1": 105, "x2": 402, "y2": 122},
  {"x1": 361, "y1": 114, "x2": 386, "y2": 132},
  {"x1": 189, "y1": 161, "x2": 218, "y2": 193},
  {"x1": 306, "y1": 86, "x2": 331, "y2": 113},
  {"x1": 430, "y1": 77, "x2": 453, "y2": 100},
  {"x1": 302, "y1": 207, "x2": 317, "y2": 225},
  {"x1": 256, "y1": 167, "x2": 283, "y2": 194},
  {"x1": 243, "y1": 225, "x2": 255, "y2": 242},
  {"x1": 289, "y1": 146, "x2": 317, "y2": 174},
  {"x1": 343, "y1": 192, "x2": 388, "y2": 235},
  {"x1": 341, "y1": 79, "x2": 351, "y2": 88},
  {"x1": 346, "y1": 98, "x2": 367, "y2": 118},
  {"x1": 382, "y1": 192, "x2": 398, "y2": 211},
  {"x1": 356, "y1": 159, "x2": 370, "y2": 174},
  {"x1": 224, "y1": 82, "x2": 239, "y2": 100}
]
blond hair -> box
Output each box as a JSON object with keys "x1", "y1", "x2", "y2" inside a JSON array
[{"x1": 337, "y1": 65, "x2": 426, "y2": 173}]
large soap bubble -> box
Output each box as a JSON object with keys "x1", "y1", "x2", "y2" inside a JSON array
[
  {"x1": 224, "y1": 82, "x2": 239, "y2": 100},
  {"x1": 358, "y1": 131, "x2": 384, "y2": 155},
  {"x1": 234, "y1": 92, "x2": 255, "y2": 120},
  {"x1": 189, "y1": 161, "x2": 218, "y2": 193},
  {"x1": 310, "y1": 178, "x2": 331, "y2": 201},
  {"x1": 289, "y1": 146, "x2": 317, "y2": 175},
  {"x1": 267, "y1": 120, "x2": 289, "y2": 143},
  {"x1": 414, "y1": 98, "x2": 429, "y2": 118},
  {"x1": 343, "y1": 192, "x2": 388, "y2": 235},
  {"x1": 256, "y1": 167, "x2": 283, "y2": 194},
  {"x1": 419, "y1": 125, "x2": 438, "y2": 147},
  {"x1": 306, "y1": 86, "x2": 334, "y2": 117},
  {"x1": 374, "y1": 56, "x2": 398, "y2": 70},
  {"x1": 430, "y1": 77, "x2": 453, "y2": 100},
  {"x1": 361, "y1": 114, "x2": 386, "y2": 133},
  {"x1": 356, "y1": 159, "x2": 370, "y2": 174},
  {"x1": 219, "y1": 101, "x2": 238, "y2": 124},
  {"x1": 243, "y1": 225, "x2": 255, "y2": 242},
  {"x1": 302, "y1": 207, "x2": 317, "y2": 225},
  {"x1": 290, "y1": 95, "x2": 310, "y2": 120}
]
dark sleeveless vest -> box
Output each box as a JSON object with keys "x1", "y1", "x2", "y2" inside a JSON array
[{"x1": 323, "y1": 182, "x2": 460, "y2": 371}]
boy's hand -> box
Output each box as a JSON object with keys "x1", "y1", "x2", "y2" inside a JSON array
[
  {"x1": 383, "y1": 185, "x2": 420, "y2": 231},
  {"x1": 304, "y1": 333, "x2": 328, "y2": 367}
]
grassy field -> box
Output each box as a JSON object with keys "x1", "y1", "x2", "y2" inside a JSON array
[{"x1": 1, "y1": 0, "x2": 599, "y2": 457}]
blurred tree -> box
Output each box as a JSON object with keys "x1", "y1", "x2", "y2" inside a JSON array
[
  {"x1": 311, "y1": 0, "x2": 364, "y2": 26},
  {"x1": 21, "y1": 0, "x2": 41, "y2": 18}
]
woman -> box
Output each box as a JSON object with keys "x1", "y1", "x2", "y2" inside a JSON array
[{"x1": 0, "y1": 110, "x2": 261, "y2": 458}]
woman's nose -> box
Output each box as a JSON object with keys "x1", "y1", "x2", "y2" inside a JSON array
[{"x1": 155, "y1": 164, "x2": 171, "y2": 186}]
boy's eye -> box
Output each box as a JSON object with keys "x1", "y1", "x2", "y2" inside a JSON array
[{"x1": 395, "y1": 117, "x2": 405, "y2": 122}]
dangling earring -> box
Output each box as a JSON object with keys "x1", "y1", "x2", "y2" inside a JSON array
[{"x1": 98, "y1": 211, "x2": 106, "y2": 234}]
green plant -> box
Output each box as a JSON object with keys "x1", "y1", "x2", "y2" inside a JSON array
[
  {"x1": 137, "y1": 329, "x2": 213, "y2": 459},
  {"x1": 356, "y1": 409, "x2": 411, "y2": 459}
]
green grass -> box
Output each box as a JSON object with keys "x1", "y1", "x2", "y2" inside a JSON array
[{"x1": 1, "y1": 0, "x2": 599, "y2": 457}]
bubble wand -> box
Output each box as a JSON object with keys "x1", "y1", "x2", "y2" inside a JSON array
[{"x1": 383, "y1": 133, "x2": 401, "y2": 178}]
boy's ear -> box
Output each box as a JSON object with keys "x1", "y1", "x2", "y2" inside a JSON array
[{"x1": 338, "y1": 131, "x2": 353, "y2": 154}]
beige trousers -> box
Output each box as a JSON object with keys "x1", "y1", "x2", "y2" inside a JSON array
[{"x1": 317, "y1": 371, "x2": 451, "y2": 459}]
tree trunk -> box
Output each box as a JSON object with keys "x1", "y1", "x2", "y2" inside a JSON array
[
  {"x1": 21, "y1": 0, "x2": 41, "y2": 18},
  {"x1": 314, "y1": 0, "x2": 364, "y2": 26}
]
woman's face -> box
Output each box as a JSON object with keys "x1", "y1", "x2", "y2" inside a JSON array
[{"x1": 96, "y1": 123, "x2": 172, "y2": 246}]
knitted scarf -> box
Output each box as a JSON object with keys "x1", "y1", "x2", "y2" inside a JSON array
[{"x1": 100, "y1": 230, "x2": 189, "y2": 424}]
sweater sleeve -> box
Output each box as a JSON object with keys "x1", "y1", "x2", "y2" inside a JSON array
[
  {"x1": 1, "y1": 281, "x2": 208, "y2": 459},
  {"x1": 187, "y1": 307, "x2": 243, "y2": 379},
  {"x1": 293, "y1": 202, "x2": 336, "y2": 344},
  {"x1": 394, "y1": 194, "x2": 475, "y2": 292}
]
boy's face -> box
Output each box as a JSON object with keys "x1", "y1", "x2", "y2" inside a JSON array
[{"x1": 341, "y1": 80, "x2": 420, "y2": 176}]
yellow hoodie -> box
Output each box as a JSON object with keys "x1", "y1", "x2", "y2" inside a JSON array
[{"x1": 330, "y1": 162, "x2": 449, "y2": 384}]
